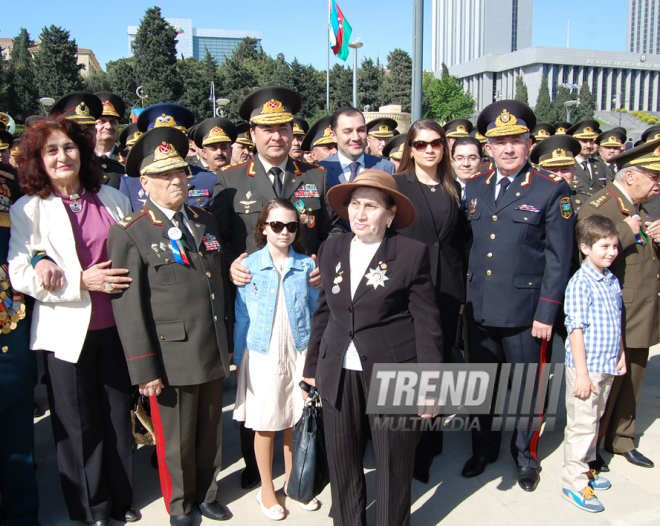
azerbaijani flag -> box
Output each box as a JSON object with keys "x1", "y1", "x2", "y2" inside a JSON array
[{"x1": 330, "y1": 0, "x2": 352, "y2": 61}]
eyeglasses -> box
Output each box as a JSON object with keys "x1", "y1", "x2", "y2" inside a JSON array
[
  {"x1": 635, "y1": 169, "x2": 660, "y2": 182},
  {"x1": 264, "y1": 221, "x2": 299, "y2": 233},
  {"x1": 410, "y1": 138, "x2": 444, "y2": 151}
]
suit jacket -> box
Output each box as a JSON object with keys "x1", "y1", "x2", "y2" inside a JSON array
[
  {"x1": 577, "y1": 183, "x2": 660, "y2": 348},
  {"x1": 394, "y1": 171, "x2": 466, "y2": 305},
  {"x1": 465, "y1": 162, "x2": 574, "y2": 327},
  {"x1": 321, "y1": 153, "x2": 395, "y2": 188},
  {"x1": 98, "y1": 156, "x2": 125, "y2": 189},
  {"x1": 108, "y1": 199, "x2": 233, "y2": 387},
  {"x1": 210, "y1": 156, "x2": 342, "y2": 261},
  {"x1": 8, "y1": 186, "x2": 131, "y2": 363},
  {"x1": 303, "y1": 230, "x2": 444, "y2": 408}
]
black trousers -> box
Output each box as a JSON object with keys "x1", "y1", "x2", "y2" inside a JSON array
[
  {"x1": 150, "y1": 377, "x2": 224, "y2": 516},
  {"x1": 467, "y1": 321, "x2": 545, "y2": 469},
  {"x1": 45, "y1": 326, "x2": 133, "y2": 522},
  {"x1": 323, "y1": 370, "x2": 421, "y2": 526}
]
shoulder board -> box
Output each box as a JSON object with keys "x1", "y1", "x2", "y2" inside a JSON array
[
  {"x1": 471, "y1": 168, "x2": 494, "y2": 181},
  {"x1": 116, "y1": 209, "x2": 148, "y2": 229},
  {"x1": 221, "y1": 161, "x2": 249, "y2": 173},
  {"x1": 185, "y1": 204, "x2": 213, "y2": 218},
  {"x1": 588, "y1": 192, "x2": 612, "y2": 210},
  {"x1": 534, "y1": 168, "x2": 563, "y2": 184},
  {"x1": 297, "y1": 160, "x2": 326, "y2": 172},
  {"x1": 0, "y1": 169, "x2": 15, "y2": 181}
]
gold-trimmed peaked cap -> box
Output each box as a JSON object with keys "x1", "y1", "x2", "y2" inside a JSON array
[
  {"x1": 119, "y1": 123, "x2": 142, "y2": 149},
  {"x1": 293, "y1": 118, "x2": 309, "y2": 136},
  {"x1": 553, "y1": 121, "x2": 571, "y2": 135},
  {"x1": 51, "y1": 92, "x2": 103, "y2": 125},
  {"x1": 95, "y1": 91, "x2": 126, "y2": 120},
  {"x1": 0, "y1": 130, "x2": 13, "y2": 151},
  {"x1": 531, "y1": 122, "x2": 556, "y2": 141},
  {"x1": 641, "y1": 125, "x2": 660, "y2": 143},
  {"x1": 382, "y1": 133, "x2": 407, "y2": 160},
  {"x1": 567, "y1": 119, "x2": 600, "y2": 140},
  {"x1": 301, "y1": 116, "x2": 335, "y2": 151},
  {"x1": 234, "y1": 122, "x2": 254, "y2": 146},
  {"x1": 477, "y1": 100, "x2": 536, "y2": 138},
  {"x1": 443, "y1": 119, "x2": 473, "y2": 138},
  {"x1": 529, "y1": 134, "x2": 581, "y2": 168},
  {"x1": 367, "y1": 117, "x2": 398, "y2": 138},
  {"x1": 125, "y1": 127, "x2": 189, "y2": 178},
  {"x1": 239, "y1": 85, "x2": 302, "y2": 125},
  {"x1": 137, "y1": 103, "x2": 195, "y2": 133},
  {"x1": 192, "y1": 118, "x2": 237, "y2": 148},
  {"x1": 610, "y1": 137, "x2": 660, "y2": 172},
  {"x1": 597, "y1": 127, "x2": 626, "y2": 147}
]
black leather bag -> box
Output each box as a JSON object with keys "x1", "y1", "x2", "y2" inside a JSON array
[{"x1": 288, "y1": 387, "x2": 330, "y2": 503}]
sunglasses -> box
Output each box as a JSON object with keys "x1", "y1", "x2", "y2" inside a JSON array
[
  {"x1": 264, "y1": 221, "x2": 300, "y2": 234},
  {"x1": 410, "y1": 138, "x2": 444, "y2": 151}
]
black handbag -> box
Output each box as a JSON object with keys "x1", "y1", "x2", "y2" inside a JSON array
[{"x1": 288, "y1": 386, "x2": 330, "y2": 504}]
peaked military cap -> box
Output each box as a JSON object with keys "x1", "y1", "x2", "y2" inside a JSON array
[
  {"x1": 0, "y1": 113, "x2": 9, "y2": 131},
  {"x1": 597, "y1": 127, "x2": 626, "y2": 147},
  {"x1": 367, "y1": 117, "x2": 398, "y2": 138},
  {"x1": 137, "y1": 103, "x2": 195, "y2": 133},
  {"x1": 382, "y1": 133, "x2": 407, "y2": 161},
  {"x1": 192, "y1": 118, "x2": 237, "y2": 148},
  {"x1": 641, "y1": 125, "x2": 660, "y2": 143},
  {"x1": 553, "y1": 121, "x2": 571, "y2": 135},
  {"x1": 239, "y1": 85, "x2": 301, "y2": 125},
  {"x1": 119, "y1": 123, "x2": 142, "y2": 149},
  {"x1": 293, "y1": 118, "x2": 309, "y2": 136},
  {"x1": 125, "y1": 127, "x2": 189, "y2": 178},
  {"x1": 51, "y1": 92, "x2": 102, "y2": 125},
  {"x1": 443, "y1": 119, "x2": 473, "y2": 138},
  {"x1": 531, "y1": 122, "x2": 556, "y2": 141},
  {"x1": 234, "y1": 122, "x2": 254, "y2": 146},
  {"x1": 529, "y1": 134, "x2": 581, "y2": 168},
  {"x1": 567, "y1": 120, "x2": 600, "y2": 140},
  {"x1": 301, "y1": 116, "x2": 335, "y2": 151},
  {"x1": 95, "y1": 91, "x2": 126, "y2": 120},
  {"x1": 0, "y1": 131, "x2": 13, "y2": 151},
  {"x1": 610, "y1": 137, "x2": 660, "y2": 172},
  {"x1": 469, "y1": 128, "x2": 487, "y2": 144},
  {"x1": 477, "y1": 100, "x2": 536, "y2": 137}
]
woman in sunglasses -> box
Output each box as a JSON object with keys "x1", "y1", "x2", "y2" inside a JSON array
[
  {"x1": 394, "y1": 118, "x2": 468, "y2": 483},
  {"x1": 233, "y1": 198, "x2": 320, "y2": 520}
]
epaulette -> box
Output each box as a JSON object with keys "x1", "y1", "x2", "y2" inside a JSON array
[
  {"x1": 221, "y1": 161, "x2": 249, "y2": 173},
  {"x1": 298, "y1": 160, "x2": 327, "y2": 171},
  {"x1": 471, "y1": 168, "x2": 494, "y2": 181},
  {"x1": 534, "y1": 166, "x2": 563, "y2": 184},
  {"x1": 186, "y1": 204, "x2": 213, "y2": 218},
  {"x1": 0, "y1": 169, "x2": 15, "y2": 181},
  {"x1": 588, "y1": 193, "x2": 612, "y2": 210},
  {"x1": 116, "y1": 210, "x2": 148, "y2": 229}
]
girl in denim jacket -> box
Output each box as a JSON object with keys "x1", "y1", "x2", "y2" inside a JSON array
[{"x1": 233, "y1": 198, "x2": 320, "y2": 519}]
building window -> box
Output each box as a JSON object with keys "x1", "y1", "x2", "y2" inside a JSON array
[{"x1": 511, "y1": 0, "x2": 519, "y2": 52}]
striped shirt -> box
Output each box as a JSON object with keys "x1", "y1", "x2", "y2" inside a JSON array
[{"x1": 564, "y1": 262, "x2": 622, "y2": 375}]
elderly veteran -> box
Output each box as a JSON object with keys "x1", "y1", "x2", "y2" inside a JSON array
[
  {"x1": 108, "y1": 126, "x2": 234, "y2": 526},
  {"x1": 365, "y1": 117, "x2": 397, "y2": 158},
  {"x1": 231, "y1": 122, "x2": 254, "y2": 165},
  {"x1": 578, "y1": 138, "x2": 660, "y2": 472},
  {"x1": 462, "y1": 100, "x2": 574, "y2": 491},
  {"x1": 192, "y1": 118, "x2": 237, "y2": 174},
  {"x1": 303, "y1": 169, "x2": 443, "y2": 526},
  {"x1": 301, "y1": 116, "x2": 337, "y2": 163},
  {"x1": 94, "y1": 91, "x2": 126, "y2": 163}
]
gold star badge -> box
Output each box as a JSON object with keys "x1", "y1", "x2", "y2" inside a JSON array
[{"x1": 364, "y1": 267, "x2": 389, "y2": 289}]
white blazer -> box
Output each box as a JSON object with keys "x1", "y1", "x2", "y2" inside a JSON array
[{"x1": 8, "y1": 186, "x2": 132, "y2": 363}]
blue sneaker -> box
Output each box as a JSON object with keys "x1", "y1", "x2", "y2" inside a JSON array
[
  {"x1": 587, "y1": 469, "x2": 611, "y2": 490},
  {"x1": 562, "y1": 486, "x2": 605, "y2": 513}
]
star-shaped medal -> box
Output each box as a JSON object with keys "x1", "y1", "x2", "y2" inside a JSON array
[{"x1": 364, "y1": 267, "x2": 389, "y2": 289}]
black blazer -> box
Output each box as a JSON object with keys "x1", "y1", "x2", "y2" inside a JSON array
[
  {"x1": 394, "y1": 171, "x2": 466, "y2": 305},
  {"x1": 303, "y1": 230, "x2": 443, "y2": 408}
]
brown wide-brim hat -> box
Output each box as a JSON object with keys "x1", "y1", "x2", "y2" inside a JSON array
[{"x1": 326, "y1": 169, "x2": 417, "y2": 230}]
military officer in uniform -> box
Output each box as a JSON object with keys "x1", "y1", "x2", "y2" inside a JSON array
[
  {"x1": 462, "y1": 101, "x2": 574, "y2": 492},
  {"x1": 300, "y1": 116, "x2": 337, "y2": 163},
  {"x1": 443, "y1": 118, "x2": 473, "y2": 153},
  {"x1": 641, "y1": 125, "x2": 660, "y2": 144},
  {"x1": 94, "y1": 92, "x2": 127, "y2": 163},
  {"x1": 51, "y1": 91, "x2": 125, "y2": 189},
  {"x1": 366, "y1": 117, "x2": 398, "y2": 157},
  {"x1": 118, "y1": 123, "x2": 142, "y2": 154},
  {"x1": 0, "y1": 131, "x2": 13, "y2": 165},
  {"x1": 568, "y1": 120, "x2": 611, "y2": 205},
  {"x1": 596, "y1": 127, "x2": 626, "y2": 178},
  {"x1": 192, "y1": 118, "x2": 237, "y2": 175},
  {"x1": 553, "y1": 121, "x2": 571, "y2": 135},
  {"x1": 531, "y1": 122, "x2": 555, "y2": 143},
  {"x1": 578, "y1": 139, "x2": 660, "y2": 472},
  {"x1": 382, "y1": 133, "x2": 407, "y2": 173},
  {"x1": 108, "y1": 127, "x2": 233, "y2": 526},
  {"x1": 290, "y1": 117, "x2": 309, "y2": 161},
  {"x1": 0, "y1": 161, "x2": 38, "y2": 526},
  {"x1": 231, "y1": 123, "x2": 254, "y2": 165}
]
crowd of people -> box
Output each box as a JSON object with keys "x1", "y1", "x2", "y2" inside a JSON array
[{"x1": 0, "y1": 85, "x2": 659, "y2": 526}]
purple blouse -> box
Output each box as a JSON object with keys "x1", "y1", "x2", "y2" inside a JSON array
[{"x1": 55, "y1": 189, "x2": 117, "y2": 330}]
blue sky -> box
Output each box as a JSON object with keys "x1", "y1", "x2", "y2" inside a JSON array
[{"x1": 2, "y1": 1, "x2": 628, "y2": 71}]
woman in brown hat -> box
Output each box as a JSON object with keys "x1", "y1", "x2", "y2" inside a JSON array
[{"x1": 302, "y1": 169, "x2": 443, "y2": 525}]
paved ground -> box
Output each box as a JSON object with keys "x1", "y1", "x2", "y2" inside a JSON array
[{"x1": 33, "y1": 339, "x2": 660, "y2": 525}]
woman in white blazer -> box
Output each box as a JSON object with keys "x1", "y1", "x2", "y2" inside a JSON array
[{"x1": 8, "y1": 115, "x2": 139, "y2": 526}]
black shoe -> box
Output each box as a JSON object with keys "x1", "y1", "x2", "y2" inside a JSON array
[
  {"x1": 240, "y1": 467, "x2": 260, "y2": 489},
  {"x1": 33, "y1": 403, "x2": 44, "y2": 418},
  {"x1": 588, "y1": 452, "x2": 610, "y2": 473},
  {"x1": 622, "y1": 449, "x2": 654, "y2": 468},
  {"x1": 111, "y1": 506, "x2": 142, "y2": 522},
  {"x1": 89, "y1": 520, "x2": 110, "y2": 526},
  {"x1": 517, "y1": 467, "x2": 540, "y2": 492},
  {"x1": 461, "y1": 455, "x2": 496, "y2": 478},
  {"x1": 199, "y1": 501, "x2": 230, "y2": 521},
  {"x1": 169, "y1": 513, "x2": 194, "y2": 526}
]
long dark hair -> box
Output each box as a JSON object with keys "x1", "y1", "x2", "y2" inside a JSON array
[
  {"x1": 17, "y1": 115, "x2": 101, "y2": 198},
  {"x1": 397, "y1": 119, "x2": 459, "y2": 204},
  {"x1": 254, "y1": 198, "x2": 308, "y2": 254}
]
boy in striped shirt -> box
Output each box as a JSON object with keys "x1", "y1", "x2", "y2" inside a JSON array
[{"x1": 562, "y1": 215, "x2": 627, "y2": 513}]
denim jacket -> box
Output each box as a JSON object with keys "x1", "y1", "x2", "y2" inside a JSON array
[{"x1": 233, "y1": 246, "x2": 319, "y2": 365}]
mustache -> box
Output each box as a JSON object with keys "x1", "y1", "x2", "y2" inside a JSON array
[{"x1": 213, "y1": 154, "x2": 227, "y2": 161}]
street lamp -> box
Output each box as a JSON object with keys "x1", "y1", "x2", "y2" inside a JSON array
[
  {"x1": 216, "y1": 98, "x2": 230, "y2": 118},
  {"x1": 39, "y1": 97, "x2": 55, "y2": 116},
  {"x1": 348, "y1": 41, "x2": 363, "y2": 109},
  {"x1": 564, "y1": 100, "x2": 577, "y2": 122}
]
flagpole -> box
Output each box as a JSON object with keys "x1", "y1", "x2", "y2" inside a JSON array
[{"x1": 327, "y1": 0, "x2": 331, "y2": 113}]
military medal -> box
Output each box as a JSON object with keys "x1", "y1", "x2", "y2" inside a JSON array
[
  {"x1": 151, "y1": 243, "x2": 161, "y2": 257},
  {"x1": 332, "y1": 284, "x2": 340, "y2": 294},
  {"x1": 332, "y1": 262, "x2": 343, "y2": 294},
  {"x1": 364, "y1": 263, "x2": 389, "y2": 289},
  {"x1": 202, "y1": 233, "x2": 221, "y2": 251},
  {"x1": 160, "y1": 242, "x2": 167, "y2": 252},
  {"x1": 69, "y1": 191, "x2": 84, "y2": 213}
]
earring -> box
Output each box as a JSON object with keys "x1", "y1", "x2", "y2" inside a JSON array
[{"x1": 387, "y1": 221, "x2": 392, "y2": 228}]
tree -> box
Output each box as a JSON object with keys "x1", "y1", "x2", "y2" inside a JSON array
[
  {"x1": 577, "y1": 82, "x2": 595, "y2": 121},
  {"x1": 83, "y1": 70, "x2": 110, "y2": 93},
  {"x1": 177, "y1": 57, "x2": 212, "y2": 121},
  {"x1": 7, "y1": 28, "x2": 40, "y2": 121},
  {"x1": 514, "y1": 76, "x2": 528, "y2": 105},
  {"x1": 0, "y1": 47, "x2": 8, "y2": 113},
  {"x1": 553, "y1": 85, "x2": 578, "y2": 123},
  {"x1": 533, "y1": 75, "x2": 554, "y2": 122},
  {"x1": 132, "y1": 7, "x2": 182, "y2": 104},
  {"x1": 358, "y1": 58, "x2": 382, "y2": 111},
  {"x1": 105, "y1": 58, "x2": 139, "y2": 121},
  {"x1": 423, "y1": 70, "x2": 475, "y2": 122},
  {"x1": 380, "y1": 49, "x2": 412, "y2": 112},
  {"x1": 329, "y1": 64, "x2": 353, "y2": 110},
  {"x1": 441, "y1": 62, "x2": 450, "y2": 78},
  {"x1": 32, "y1": 25, "x2": 84, "y2": 99},
  {"x1": 289, "y1": 59, "x2": 326, "y2": 121},
  {"x1": 217, "y1": 39, "x2": 262, "y2": 120}
]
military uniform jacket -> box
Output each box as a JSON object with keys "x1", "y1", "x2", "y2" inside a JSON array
[
  {"x1": 465, "y1": 162, "x2": 574, "y2": 327},
  {"x1": 578, "y1": 183, "x2": 660, "y2": 348},
  {"x1": 571, "y1": 157, "x2": 612, "y2": 203},
  {"x1": 107, "y1": 199, "x2": 233, "y2": 387},
  {"x1": 98, "y1": 155, "x2": 125, "y2": 189},
  {"x1": 210, "y1": 156, "x2": 342, "y2": 261}
]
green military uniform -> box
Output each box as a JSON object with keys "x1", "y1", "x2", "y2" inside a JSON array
[{"x1": 568, "y1": 120, "x2": 612, "y2": 204}]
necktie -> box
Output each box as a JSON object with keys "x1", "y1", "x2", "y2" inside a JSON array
[
  {"x1": 495, "y1": 177, "x2": 511, "y2": 204},
  {"x1": 349, "y1": 162, "x2": 360, "y2": 183},
  {"x1": 173, "y1": 211, "x2": 195, "y2": 249},
  {"x1": 270, "y1": 167, "x2": 283, "y2": 197},
  {"x1": 582, "y1": 160, "x2": 592, "y2": 182}
]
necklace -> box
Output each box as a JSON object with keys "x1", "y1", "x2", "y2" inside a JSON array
[
  {"x1": 68, "y1": 189, "x2": 85, "y2": 213},
  {"x1": 422, "y1": 181, "x2": 439, "y2": 192}
]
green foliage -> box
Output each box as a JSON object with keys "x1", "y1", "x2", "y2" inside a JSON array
[
  {"x1": 576, "y1": 82, "x2": 595, "y2": 121},
  {"x1": 423, "y1": 71, "x2": 475, "y2": 122},
  {"x1": 533, "y1": 75, "x2": 554, "y2": 122},
  {"x1": 379, "y1": 49, "x2": 412, "y2": 113},
  {"x1": 177, "y1": 57, "x2": 212, "y2": 121},
  {"x1": 288, "y1": 59, "x2": 326, "y2": 121},
  {"x1": 132, "y1": 7, "x2": 182, "y2": 104},
  {"x1": 105, "y1": 58, "x2": 139, "y2": 121},
  {"x1": 441, "y1": 63, "x2": 450, "y2": 78},
  {"x1": 358, "y1": 58, "x2": 383, "y2": 111},
  {"x1": 32, "y1": 25, "x2": 84, "y2": 99},
  {"x1": 553, "y1": 86, "x2": 578, "y2": 123},
  {"x1": 514, "y1": 76, "x2": 528, "y2": 105},
  {"x1": 329, "y1": 64, "x2": 353, "y2": 110},
  {"x1": 83, "y1": 70, "x2": 110, "y2": 93},
  {"x1": 6, "y1": 28, "x2": 40, "y2": 122}
]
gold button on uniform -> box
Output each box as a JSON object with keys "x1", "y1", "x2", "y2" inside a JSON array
[
  {"x1": 486, "y1": 270, "x2": 492, "y2": 276},
  {"x1": 213, "y1": 315, "x2": 218, "y2": 321},
  {"x1": 206, "y1": 271, "x2": 212, "y2": 277},
  {"x1": 490, "y1": 234, "x2": 496, "y2": 240},
  {"x1": 487, "y1": 252, "x2": 493, "y2": 258},
  {"x1": 492, "y1": 215, "x2": 498, "y2": 221},
  {"x1": 524, "y1": 217, "x2": 528, "y2": 221},
  {"x1": 160, "y1": 335, "x2": 165, "y2": 340},
  {"x1": 2, "y1": 346, "x2": 7, "y2": 353}
]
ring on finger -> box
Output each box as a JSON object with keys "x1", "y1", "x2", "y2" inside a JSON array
[{"x1": 104, "y1": 283, "x2": 115, "y2": 292}]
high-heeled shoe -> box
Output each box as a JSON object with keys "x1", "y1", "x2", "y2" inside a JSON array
[
  {"x1": 283, "y1": 484, "x2": 320, "y2": 511},
  {"x1": 256, "y1": 489, "x2": 285, "y2": 521}
]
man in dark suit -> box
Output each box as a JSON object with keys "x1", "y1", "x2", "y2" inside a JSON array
[
  {"x1": 108, "y1": 128, "x2": 233, "y2": 526},
  {"x1": 568, "y1": 120, "x2": 612, "y2": 202},
  {"x1": 320, "y1": 106, "x2": 395, "y2": 187},
  {"x1": 463, "y1": 101, "x2": 574, "y2": 492}
]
